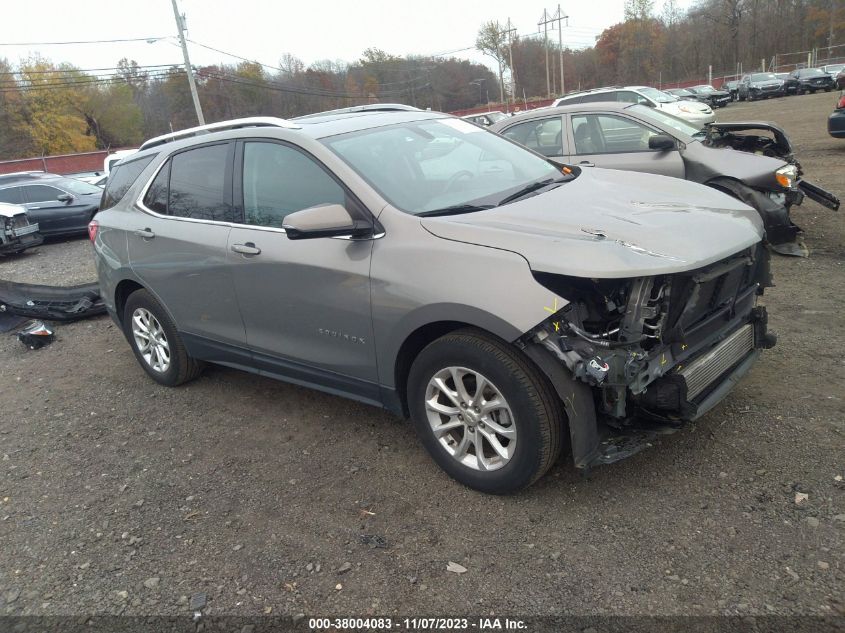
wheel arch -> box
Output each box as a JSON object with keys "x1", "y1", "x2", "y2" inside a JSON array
[{"x1": 114, "y1": 279, "x2": 145, "y2": 326}]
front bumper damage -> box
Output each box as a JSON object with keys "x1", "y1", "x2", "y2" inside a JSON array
[
  {"x1": 0, "y1": 279, "x2": 105, "y2": 321},
  {"x1": 520, "y1": 245, "x2": 775, "y2": 470}
]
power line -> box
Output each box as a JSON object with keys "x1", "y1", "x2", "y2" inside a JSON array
[{"x1": 0, "y1": 36, "x2": 170, "y2": 46}]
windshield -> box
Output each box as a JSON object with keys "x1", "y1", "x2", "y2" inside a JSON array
[
  {"x1": 486, "y1": 112, "x2": 508, "y2": 123},
  {"x1": 751, "y1": 73, "x2": 778, "y2": 82},
  {"x1": 694, "y1": 85, "x2": 715, "y2": 93},
  {"x1": 628, "y1": 104, "x2": 702, "y2": 137},
  {"x1": 638, "y1": 87, "x2": 676, "y2": 103},
  {"x1": 322, "y1": 118, "x2": 562, "y2": 215},
  {"x1": 57, "y1": 178, "x2": 102, "y2": 195},
  {"x1": 800, "y1": 68, "x2": 826, "y2": 76}
]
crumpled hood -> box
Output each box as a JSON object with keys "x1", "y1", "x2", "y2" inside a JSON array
[{"x1": 421, "y1": 168, "x2": 764, "y2": 278}]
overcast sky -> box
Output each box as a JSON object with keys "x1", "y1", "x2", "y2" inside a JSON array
[{"x1": 0, "y1": 0, "x2": 694, "y2": 74}]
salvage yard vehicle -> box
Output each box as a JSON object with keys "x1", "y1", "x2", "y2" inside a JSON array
[
  {"x1": 829, "y1": 92, "x2": 845, "y2": 139},
  {"x1": 738, "y1": 73, "x2": 785, "y2": 100},
  {"x1": 491, "y1": 102, "x2": 839, "y2": 256},
  {"x1": 462, "y1": 111, "x2": 509, "y2": 127},
  {"x1": 91, "y1": 113, "x2": 776, "y2": 493},
  {"x1": 0, "y1": 172, "x2": 102, "y2": 237},
  {"x1": 784, "y1": 68, "x2": 836, "y2": 95},
  {"x1": 686, "y1": 84, "x2": 731, "y2": 108},
  {"x1": 552, "y1": 86, "x2": 715, "y2": 125},
  {"x1": 0, "y1": 202, "x2": 42, "y2": 255}
]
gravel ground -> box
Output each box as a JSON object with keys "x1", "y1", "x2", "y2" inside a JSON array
[
  {"x1": 0, "y1": 235, "x2": 95, "y2": 285},
  {"x1": 0, "y1": 93, "x2": 843, "y2": 623}
]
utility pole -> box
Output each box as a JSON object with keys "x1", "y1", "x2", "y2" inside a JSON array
[
  {"x1": 504, "y1": 18, "x2": 517, "y2": 111},
  {"x1": 553, "y1": 5, "x2": 568, "y2": 96},
  {"x1": 538, "y1": 9, "x2": 554, "y2": 98},
  {"x1": 171, "y1": 0, "x2": 205, "y2": 125}
]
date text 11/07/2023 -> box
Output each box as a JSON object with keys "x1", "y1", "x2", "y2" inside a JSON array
[{"x1": 308, "y1": 617, "x2": 528, "y2": 630}]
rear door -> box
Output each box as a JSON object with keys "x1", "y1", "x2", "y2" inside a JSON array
[
  {"x1": 227, "y1": 139, "x2": 378, "y2": 394},
  {"x1": 569, "y1": 113, "x2": 685, "y2": 178},
  {"x1": 127, "y1": 142, "x2": 246, "y2": 351},
  {"x1": 499, "y1": 115, "x2": 569, "y2": 164}
]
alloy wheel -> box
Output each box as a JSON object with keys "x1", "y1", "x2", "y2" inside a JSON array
[
  {"x1": 131, "y1": 307, "x2": 171, "y2": 373},
  {"x1": 424, "y1": 366, "x2": 516, "y2": 471}
]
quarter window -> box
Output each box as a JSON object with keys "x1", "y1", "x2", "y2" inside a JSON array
[
  {"x1": 241, "y1": 142, "x2": 345, "y2": 228},
  {"x1": 101, "y1": 155, "x2": 156, "y2": 211},
  {"x1": 0, "y1": 187, "x2": 24, "y2": 204}
]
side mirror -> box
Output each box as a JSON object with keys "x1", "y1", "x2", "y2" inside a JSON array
[
  {"x1": 282, "y1": 204, "x2": 371, "y2": 240},
  {"x1": 648, "y1": 135, "x2": 676, "y2": 151},
  {"x1": 57, "y1": 193, "x2": 73, "y2": 202}
]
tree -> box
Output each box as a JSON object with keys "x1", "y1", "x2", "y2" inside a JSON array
[{"x1": 475, "y1": 21, "x2": 508, "y2": 105}]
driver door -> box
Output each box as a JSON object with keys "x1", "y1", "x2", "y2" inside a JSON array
[{"x1": 569, "y1": 113, "x2": 685, "y2": 179}]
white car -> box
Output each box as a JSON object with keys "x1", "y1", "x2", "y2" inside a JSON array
[{"x1": 553, "y1": 85, "x2": 715, "y2": 126}]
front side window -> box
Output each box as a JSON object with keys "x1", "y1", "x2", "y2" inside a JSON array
[
  {"x1": 0, "y1": 187, "x2": 24, "y2": 204},
  {"x1": 168, "y1": 143, "x2": 233, "y2": 222},
  {"x1": 22, "y1": 185, "x2": 64, "y2": 203},
  {"x1": 241, "y1": 142, "x2": 345, "y2": 228},
  {"x1": 572, "y1": 114, "x2": 661, "y2": 154},
  {"x1": 502, "y1": 117, "x2": 565, "y2": 157}
]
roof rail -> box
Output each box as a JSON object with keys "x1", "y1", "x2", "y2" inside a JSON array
[
  {"x1": 139, "y1": 117, "x2": 301, "y2": 151},
  {"x1": 292, "y1": 103, "x2": 421, "y2": 120}
]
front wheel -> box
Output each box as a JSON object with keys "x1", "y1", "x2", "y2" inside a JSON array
[
  {"x1": 123, "y1": 289, "x2": 204, "y2": 387},
  {"x1": 407, "y1": 329, "x2": 564, "y2": 493}
]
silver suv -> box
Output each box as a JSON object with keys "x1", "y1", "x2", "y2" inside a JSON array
[{"x1": 91, "y1": 110, "x2": 775, "y2": 492}]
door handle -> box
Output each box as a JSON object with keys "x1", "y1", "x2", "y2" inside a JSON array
[
  {"x1": 579, "y1": 161, "x2": 595, "y2": 167},
  {"x1": 231, "y1": 242, "x2": 261, "y2": 255},
  {"x1": 134, "y1": 228, "x2": 155, "y2": 238}
]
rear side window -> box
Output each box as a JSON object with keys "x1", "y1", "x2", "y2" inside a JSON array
[
  {"x1": 502, "y1": 117, "x2": 565, "y2": 157},
  {"x1": 101, "y1": 155, "x2": 155, "y2": 211},
  {"x1": 0, "y1": 187, "x2": 24, "y2": 204},
  {"x1": 168, "y1": 143, "x2": 234, "y2": 222}
]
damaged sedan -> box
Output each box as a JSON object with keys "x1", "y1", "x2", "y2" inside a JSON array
[
  {"x1": 92, "y1": 112, "x2": 775, "y2": 493},
  {"x1": 492, "y1": 102, "x2": 839, "y2": 256}
]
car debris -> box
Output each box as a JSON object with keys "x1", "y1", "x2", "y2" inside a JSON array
[
  {"x1": 0, "y1": 202, "x2": 43, "y2": 256},
  {"x1": 704, "y1": 121, "x2": 841, "y2": 212},
  {"x1": 0, "y1": 280, "x2": 105, "y2": 321},
  {"x1": 16, "y1": 320, "x2": 54, "y2": 349}
]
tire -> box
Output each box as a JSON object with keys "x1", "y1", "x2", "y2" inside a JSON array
[
  {"x1": 407, "y1": 328, "x2": 564, "y2": 493},
  {"x1": 123, "y1": 288, "x2": 203, "y2": 387},
  {"x1": 825, "y1": 87, "x2": 832, "y2": 92}
]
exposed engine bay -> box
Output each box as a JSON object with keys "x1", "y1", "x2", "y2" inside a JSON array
[{"x1": 521, "y1": 244, "x2": 776, "y2": 469}]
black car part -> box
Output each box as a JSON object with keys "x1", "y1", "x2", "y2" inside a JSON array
[
  {"x1": 17, "y1": 320, "x2": 55, "y2": 349},
  {"x1": 0, "y1": 280, "x2": 105, "y2": 321}
]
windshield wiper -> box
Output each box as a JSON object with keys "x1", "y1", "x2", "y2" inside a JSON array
[
  {"x1": 497, "y1": 177, "x2": 566, "y2": 206},
  {"x1": 416, "y1": 204, "x2": 495, "y2": 217}
]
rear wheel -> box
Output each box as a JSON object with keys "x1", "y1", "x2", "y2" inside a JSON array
[
  {"x1": 123, "y1": 289, "x2": 203, "y2": 387},
  {"x1": 407, "y1": 329, "x2": 564, "y2": 493}
]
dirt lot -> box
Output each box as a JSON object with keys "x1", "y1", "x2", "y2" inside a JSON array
[{"x1": 1, "y1": 93, "x2": 843, "y2": 623}]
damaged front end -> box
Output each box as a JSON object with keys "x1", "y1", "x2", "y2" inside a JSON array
[
  {"x1": 520, "y1": 244, "x2": 775, "y2": 469},
  {"x1": 704, "y1": 121, "x2": 840, "y2": 215}
]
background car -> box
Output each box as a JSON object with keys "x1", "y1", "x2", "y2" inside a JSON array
[
  {"x1": 687, "y1": 84, "x2": 731, "y2": 108},
  {"x1": 837, "y1": 68, "x2": 845, "y2": 90},
  {"x1": 821, "y1": 63, "x2": 845, "y2": 77},
  {"x1": 784, "y1": 68, "x2": 836, "y2": 94},
  {"x1": 461, "y1": 111, "x2": 509, "y2": 127},
  {"x1": 0, "y1": 202, "x2": 42, "y2": 255},
  {"x1": 553, "y1": 85, "x2": 715, "y2": 125},
  {"x1": 0, "y1": 172, "x2": 102, "y2": 237},
  {"x1": 665, "y1": 87, "x2": 701, "y2": 101},
  {"x1": 829, "y1": 92, "x2": 845, "y2": 139},
  {"x1": 723, "y1": 80, "x2": 741, "y2": 101},
  {"x1": 491, "y1": 101, "x2": 839, "y2": 256},
  {"x1": 738, "y1": 72, "x2": 786, "y2": 100}
]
